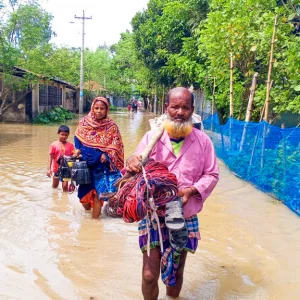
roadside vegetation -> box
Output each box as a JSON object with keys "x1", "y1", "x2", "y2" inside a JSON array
[{"x1": 0, "y1": 0, "x2": 299, "y2": 122}]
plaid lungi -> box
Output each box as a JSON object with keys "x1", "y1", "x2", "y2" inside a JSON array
[{"x1": 138, "y1": 215, "x2": 200, "y2": 286}]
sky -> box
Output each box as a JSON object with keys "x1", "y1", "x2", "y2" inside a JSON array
[{"x1": 41, "y1": 0, "x2": 149, "y2": 49}]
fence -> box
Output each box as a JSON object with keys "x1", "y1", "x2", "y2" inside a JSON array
[{"x1": 202, "y1": 113, "x2": 300, "y2": 216}]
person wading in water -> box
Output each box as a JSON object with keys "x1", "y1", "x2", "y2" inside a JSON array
[
  {"x1": 126, "y1": 87, "x2": 219, "y2": 300},
  {"x1": 74, "y1": 97, "x2": 124, "y2": 218}
]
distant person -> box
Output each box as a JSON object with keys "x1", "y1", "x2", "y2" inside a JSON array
[
  {"x1": 137, "y1": 100, "x2": 143, "y2": 111},
  {"x1": 74, "y1": 97, "x2": 124, "y2": 218},
  {"x1": 132, "y1": 99, "x2": 138, "y2": 113},
  {"x1": 47, "y1": 125, "x2": 75, "y2": 192}
]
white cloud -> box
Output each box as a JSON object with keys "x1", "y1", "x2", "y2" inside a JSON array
[{"x1": 42, "y1": 0, "x2": 149, "y2": 49}]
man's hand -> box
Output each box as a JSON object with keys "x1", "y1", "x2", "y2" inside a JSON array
[
  {"x1": 46, "y1": 170, "x2": 52, "y2": 177},
  {"x1": 178, "y1": 187, "x2": 198, "y2": 206},
  {"x1": 125, "y1": 154, "x2": 142, "y2": 173}
]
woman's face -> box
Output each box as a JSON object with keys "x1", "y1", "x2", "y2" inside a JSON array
[{"x1": 93, "y1": 101, "x2": 107, "y2": 120}]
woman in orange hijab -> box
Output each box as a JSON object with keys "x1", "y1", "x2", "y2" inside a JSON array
[{"x1": 74, "y1": 97, "x2": 124, "y2": 218}]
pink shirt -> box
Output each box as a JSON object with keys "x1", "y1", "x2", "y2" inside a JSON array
[
  {"x1": 135, "y1": 128, "x2": 219, "y2": 218},
  {"x1": 49, "y1": 141, "x2": 75, "y2": 173}
]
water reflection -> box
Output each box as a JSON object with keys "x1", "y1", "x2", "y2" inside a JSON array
[{"x1": 0, "y1": 112, "x2": 299, "y2": 299}]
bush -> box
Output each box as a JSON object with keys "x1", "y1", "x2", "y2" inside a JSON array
[{"x1": 32, "y1": 107, "x2": 75, "y2": 124}]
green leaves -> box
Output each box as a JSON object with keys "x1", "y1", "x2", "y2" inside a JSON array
[
  {"x1": 32, "y1": 107, "x2": 75, "y2": 124},
  {"x1": 5, "y1": 3, "x2": 53, "y2": 51},
  {"x1": 294, "y1": 85, "x2": 300, "y2": 92},
  {"x1": 132, "y1": 0, "x2": 209, "y2": 86}
]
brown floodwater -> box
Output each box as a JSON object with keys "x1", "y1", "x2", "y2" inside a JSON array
[{"x1": 0, "y1": 112, "x2": 299, "y2": 300}]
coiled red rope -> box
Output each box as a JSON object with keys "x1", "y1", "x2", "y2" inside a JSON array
[{"x1": 106, "y1": 158, "x2": 178, "y2": 223}]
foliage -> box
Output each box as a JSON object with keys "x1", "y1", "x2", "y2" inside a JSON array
[
  {"x1": 197, "y1": 0, "x2": 300, "y2": 121},
  {"x1": 85, "y1": 47, "x2": 111, "y2": 90},
  {"x1": 129, "y1": 0, "x2": 300, "y2": 120},
  {"x1": 131, "y1": 0, "x2": 209, "y2": 87},
  {"x1": 109, "y1": 31, "x2": 152, "y2": 99},
  {"x1": 32, "y1": 107, "x2": 75, "y2": 124},
  {"x1": 3, "y1": 2, "x2": 53, "y2": 52},
  {"x1": 2, "y1": 0, "x2": 300, "y2": 120}
]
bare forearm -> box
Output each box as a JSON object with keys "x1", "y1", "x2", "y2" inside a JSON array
[{"x1": 47, "y1": 155, "x2": 52, "y2": 170}]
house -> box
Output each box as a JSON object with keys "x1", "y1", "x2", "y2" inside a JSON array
[{"x1": 0, "y1": 67, "x2": 78, "y2": 122}]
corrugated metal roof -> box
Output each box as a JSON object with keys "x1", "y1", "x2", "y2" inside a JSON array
[{"x1": 3, "y1": 66, "x2": 78, "y2": 90}]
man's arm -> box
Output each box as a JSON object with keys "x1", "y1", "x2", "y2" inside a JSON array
[{"x1": 125, "y1": 132, "x2": 150, "y2": 173}]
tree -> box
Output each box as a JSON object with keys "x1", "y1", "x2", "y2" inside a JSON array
[
  {"x1": 4, "y1": 3, "x2": 53, "y2": 52},
  {"x1": 197, "y1": 0, "x2": 300, "y2": 121},
  {"x1": 131, "y1": 0, "x2": 209, "y2": 87},
  {"x1": 109, "y1": 31, "x2": 152, "y2": 106},
  {"x1": 0, "y1": 1, "x2": 53, "y2": 118}
]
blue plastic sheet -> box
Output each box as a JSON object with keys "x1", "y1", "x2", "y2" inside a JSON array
[{"x1": 202, "y1": 113, "x2": 300, "y2": 216}]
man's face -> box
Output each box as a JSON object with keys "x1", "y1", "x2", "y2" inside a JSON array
[{"x1": 165, "y1": 91, "x2": 194, "y2": 122}]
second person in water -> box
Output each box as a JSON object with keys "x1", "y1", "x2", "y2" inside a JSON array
[{"x1": 74, "y1": 97, "x2": 124, "y2": 218}]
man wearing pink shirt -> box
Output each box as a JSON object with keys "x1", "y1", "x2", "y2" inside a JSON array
[{"x1": 126, "y1": 87, "x2": 219, "y2": 300}]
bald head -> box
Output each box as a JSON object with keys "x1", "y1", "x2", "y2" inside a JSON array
[{"x1": 165, "y1": 87, "x2": 194, "y2": 106}]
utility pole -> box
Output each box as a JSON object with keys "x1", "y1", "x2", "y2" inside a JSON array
[{"x1": 74, "y1": 10, "x2": 92, "y2": 114}]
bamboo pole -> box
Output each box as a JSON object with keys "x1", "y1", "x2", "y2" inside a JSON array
[
  {"x1": 246, "y1": 72, "x2": 258, "y2": 122},
  {"x1": 202, "y1": 77, "x2": 208, "y2": 119},
  {"x1": 264, "y1": 15, "x2": 278, "y2": 122},
  {"x1": 240, "y1": 73, "x2": 258, "y2": 151},
  {"x1": 230, "y1": 52, "x2": 234, "y2": 117},
  {"x1": 229, "y1": 53, "x2": 234, "y2": 154},
  {"x1": 161, "y1": 89, "x2": 165, "y2": 114},
  {"x1": 211, "y1": 77, "x2": 216, "y2": 131}
]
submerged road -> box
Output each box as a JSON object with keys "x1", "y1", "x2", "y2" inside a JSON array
[{"x1": 0, "y1": 112, "x2": 299, "y2": 299}]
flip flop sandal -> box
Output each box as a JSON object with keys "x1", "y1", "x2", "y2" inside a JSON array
[
  {"x1": 169, "y1": 223, "x2": 188, "y2": 251},
  {"x1": 165, "y1": 197, "x2": 185, "y2": 231}
]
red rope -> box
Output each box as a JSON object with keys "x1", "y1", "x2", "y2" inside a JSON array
[{"x1": 111, "y1": 159, "x2": 178, "y2": 223}]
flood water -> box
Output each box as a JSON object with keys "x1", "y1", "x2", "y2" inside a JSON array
[{"x1": 0, "y1": 112, "x2": 299, "y2": 300}]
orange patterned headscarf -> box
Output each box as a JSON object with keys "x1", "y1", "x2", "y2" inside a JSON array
[{"x1": 75, "y1": 97, "x2": 124, "y2": 170}]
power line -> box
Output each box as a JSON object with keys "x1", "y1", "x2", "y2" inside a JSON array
[{"x1": 74, "y1": 10, "x2": 92, "y2": 114}]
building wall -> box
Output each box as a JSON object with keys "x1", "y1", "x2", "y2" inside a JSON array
[
  {"x1": 64, "y1": 88, "x2": 77, "y2": 111},
  {"x1": 37, "y1": 81, "x2": 77, "y2": 113},
  {"x1": 0, "y1": 75, "x2": 77, "y2": 122}
]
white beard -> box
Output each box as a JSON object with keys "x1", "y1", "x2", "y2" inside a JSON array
[{"x1": 163, "y1": 114, "x2": 193, "y2": 139}]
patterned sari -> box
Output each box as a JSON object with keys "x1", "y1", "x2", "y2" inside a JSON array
[{"x1": 74, "y1": 97, "x2": 124, "y2": 207}]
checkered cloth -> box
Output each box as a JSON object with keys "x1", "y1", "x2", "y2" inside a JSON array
[{"x1": 138, "y1": 215, "x2": 200, "y2": 286}]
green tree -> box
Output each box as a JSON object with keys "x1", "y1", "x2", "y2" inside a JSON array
[
  {"x1": 4, "y1": 3, "x2": 53, "y2": 52},
  {"x1": 0, "y1": 1, "x2": 53, "y2": 117},
  {"x1": 131, "y1": 0, "x2": 209, "y2": 87},
  {"x1": 109, "y1": 31, "x2": 152, "y2": 106},
  {"x1": 197, "y1": 0, "x2": 300, "y2": 121}
]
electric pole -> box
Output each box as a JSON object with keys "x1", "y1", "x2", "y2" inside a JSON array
[{"x1": 74, "y1": 10, "x2": 92, "y2": 114}]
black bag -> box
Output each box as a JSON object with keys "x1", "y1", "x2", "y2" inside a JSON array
[
  {"x1": 57, "y1": 156, "x2": 72, "y2": 181},
  {"x1": 71, "y1": 160, "x2": 91, "y2": 185}
]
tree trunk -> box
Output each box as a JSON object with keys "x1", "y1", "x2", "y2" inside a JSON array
[{"x1": 0, "y1": 89, "x2": 31, "y2": 116}]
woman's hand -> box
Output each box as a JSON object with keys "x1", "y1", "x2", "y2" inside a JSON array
[
  {"x1": 74, "y1": 149, "x2": 81, "y2": 158},
  {"x1": 125, "y1": 154, "x2": 142, "y2": 173},
  {"x1": 178, "y1": 187, "x2": 198, "y2": 206},
  {"x1": 100, "y1": 153, "x2": 107, "y2": 163}
]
